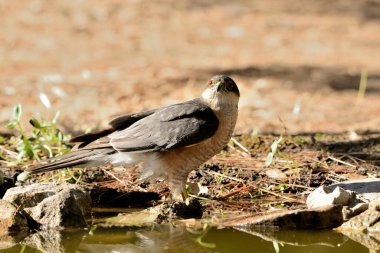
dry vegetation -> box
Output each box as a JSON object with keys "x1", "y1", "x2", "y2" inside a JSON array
[{"x1": 0, "y1": 0, "x2": 380, "y2": 216}]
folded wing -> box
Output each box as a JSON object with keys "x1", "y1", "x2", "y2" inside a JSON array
[
  {"x1": 109, "y1": 98, "x2": 219, "y2": 152},
  {"x1": 28, "y1": 98, "x2": 219, "y2": 174}
]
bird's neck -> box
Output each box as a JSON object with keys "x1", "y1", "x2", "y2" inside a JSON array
[{"x1": 201, "y1": 95, "x2": 238, "y2": 113}]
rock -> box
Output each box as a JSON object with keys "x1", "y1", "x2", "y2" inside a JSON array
[
  {"x1": 3, "y1": 182, "x2": 59, "y2": 207},
  {"x1": 337, "y1": 209, "x2": 380, "y2": 232},
  {"x1": 0, "y1": 199, "x2": 29, "y2": 235},
  {"x1": 342, "y1": 202, "x2": 369, "y2": 220},
  {"x1": 28, "y1": 188, "x2": 90, "y2": 228},
  {"x1": 335, "y1": 181, "x2": 380, "y2": 251},
  {"x1": 156, "y1": 198, "x2": 203, "y2": 222},
  {"x1": 0, "y1": 168, "x2": 18, "y2": 199},
  {"x1": 306, "y1": 186, "x2": 354, "y2": 209},
  {"x1": 307, "y1": 185, "x2": 369, "y2": 220},
  {"x1": 3, "y1": 183, "x2": 91, "y2": 229},
  {"x1": 368, "y1": 219, "x2": 380, "y2": 233},
  {"x1": 226, "y1": 205, "x2": 343, "y2": 230},
  {"x1": 337, "y1": 208, "x2": 380, "y2": 252},
  {"x1": 329, "y1": 178, "x2": 380, "y2": 202},
  {"x1": 369, "y1": 199, "x2": 380, "y2": 211}
]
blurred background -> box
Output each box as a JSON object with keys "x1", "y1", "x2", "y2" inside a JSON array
[{"x1": 1, "y1": 0, "x2": 379, "y2": 135}]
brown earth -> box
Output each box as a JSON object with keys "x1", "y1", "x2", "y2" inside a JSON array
[
  {"x1": 0, "y1": 0, "x2": 379, "y2": 215},
  {"x1": 1, "y1": 0, "x2": 379, "y2": 134}
]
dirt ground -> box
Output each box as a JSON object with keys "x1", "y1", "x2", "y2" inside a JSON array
[
  {"x1": 1, "y1": 0, "x2": 380, "y2": 134},
  {"x1": 0, "y1": 0, "x2": 379, "y2": 214}
]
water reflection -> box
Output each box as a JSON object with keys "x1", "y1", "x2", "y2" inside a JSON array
[{"x1": 0, "y1": 225, "x2": 369, "y2": 253}]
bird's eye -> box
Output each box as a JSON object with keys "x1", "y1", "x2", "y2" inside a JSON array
[
  {"x1": 226, "y1": 82, "x2": 235, "y2": 91},
  {"x1": 208, "y1": 80, "x2": 214, "y2": 86}
]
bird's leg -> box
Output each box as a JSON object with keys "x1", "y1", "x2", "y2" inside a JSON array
[
  {"x1": 181, "y1": 187, "x2": 189, "y2": 202},
  {"x1": 169, "y1": 181, "x2": 185, "y2": 201},
  {"x1": 168, "y1": 174, "x2": 188, "y2": 202},
  {"x1": 163, "y1": 173, "x2": 204, "y2": 219}
]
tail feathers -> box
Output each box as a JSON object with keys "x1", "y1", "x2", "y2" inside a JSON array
[
  {"x1": 70, "y1": 129, "x2": 114, "y2": 148},
  {"x1": 29, "y1": 148, "x2": 116, "y2": 174}
]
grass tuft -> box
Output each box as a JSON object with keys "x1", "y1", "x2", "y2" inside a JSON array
[{"x1": 4, "y1": 104, "x2": 71, "y2": 165}]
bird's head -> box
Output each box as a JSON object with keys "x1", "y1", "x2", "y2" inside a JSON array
[{"x1": 201, "y1": 75, "x2": 240, "y2": 108}]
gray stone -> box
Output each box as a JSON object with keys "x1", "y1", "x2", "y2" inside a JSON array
[
  {"x1": 306, "y1": 186, "x2": 354, "y2": 209},
  {"x1": 329, "y1": 178, "x2": 380, "y2": 202},
  {"x1": 338, "y1": 208, "x2": 380, "y2": 252},
  {"x1": 307, "y1": 185, "x2": 370, "y2": 220},
  {"x1": 369, "y1": 199, "x2": 380, "y2": 211},
  {"x1": 156, "y1": 198, "x2": 203, "y2": 222},
  {"x1": 367, "y1": 220, "x2": 380, "y2": 233},
  {"x1": 0, "y1": 199, "x2": 28, "y2": 235},
  {"x1": 3, "y1": 183, "x2": 91, "y2": 229},
  {"x1": 337, "y1": 209, "x2": 380, "y2": 232},
  {"x1": 3, "y1": 182, "x2": 60, "y2": 207},
  {"x1": 226, "y1": 205, "x2": 343, "y2": 230}
]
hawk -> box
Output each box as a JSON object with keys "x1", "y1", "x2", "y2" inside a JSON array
[{"x1": 29, "y1": 75, "x2": 240, "y2": 200}]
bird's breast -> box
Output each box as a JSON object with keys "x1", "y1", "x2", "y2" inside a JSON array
[
  {"x1": 139, "y1": 106, "x2": 238, "y2": 183},
  {"x1": 165, "y1": 107, "x2": 238, "y2": 171}
]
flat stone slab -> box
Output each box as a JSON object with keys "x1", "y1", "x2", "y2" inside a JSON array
[
  {"x1": 95, "y1": 206, "x2": 160, "y2": 227},
  {"x1": 336, "y1": 197, "x2": 380, "y2": 251},
  {"x1": 338, "y1": 209, "x2": 380, "y2": 232},
  {"x1": 224, "y1": 205, "x2": 343, "y2": 230}
]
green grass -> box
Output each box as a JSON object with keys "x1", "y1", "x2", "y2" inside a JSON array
[{"x1": 4, "y1": 104, "x2": 71, "y2": 166}]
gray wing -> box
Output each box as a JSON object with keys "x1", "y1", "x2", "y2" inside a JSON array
[
  {"x1": 109, "y1": 98, "x2": 219, "y2": 152},
  {"x1": 70, "y1": 109, "x2": 158, "y2": 148},
  {"x1": 109, "y1": 109, "x2": 157, "y2": 130}
]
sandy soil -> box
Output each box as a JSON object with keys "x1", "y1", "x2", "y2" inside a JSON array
[{"x1": 0, "y1": 0, "x2": 379, "y2": 136}]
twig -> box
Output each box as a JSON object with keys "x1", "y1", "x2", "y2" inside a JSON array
[
  {"x1": 344, "y1": 155, "x2": 361, "y2": 167},
  {"x1": 230, "y1": 137, "x2": 251, "y2": 155},
  {"x1": 325, "y1": 176, "x2": 340, "y2": 183},
  {"x1": 227, "y1": 144, "x2": 250, "y2": 158},
  {"x1": 260, "y1": 188, "x2": 303, "y2": 202},
  {"x1": 328, "y1": 155, "x2": 356, "y2": 168},
  {"x1": 310, "y1": 158, "x2": 331, "y2": 171},
  {"x1": 102, "y1": 169, "x2": 126, "y2": 186},
  {"x1": 218, "y1": 186, "x2": 247, "y2": 200},
  {"x1": 207, "y1": 170, "x2": 244, "y2": 182},
  {"x1": 269, "y1": 181, "x2": 313, "y2": 190}
]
